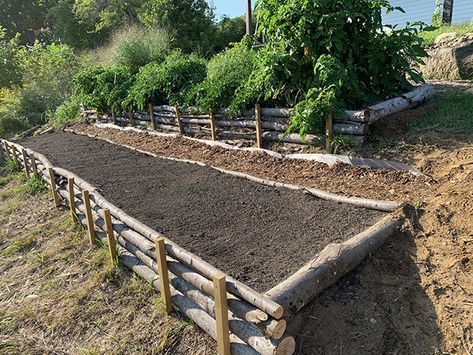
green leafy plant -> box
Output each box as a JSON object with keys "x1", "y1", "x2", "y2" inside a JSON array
[
  {"x1": 25, "y1": 177, "x2": 47, "y2": 195},
  {"x1": 49, "y1": 94, "x2": 84, "y2": 128}
]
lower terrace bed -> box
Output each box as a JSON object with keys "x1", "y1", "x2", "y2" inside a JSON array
[{"x1": 20, "y1": 131, "x2": 384, "y2": 293}]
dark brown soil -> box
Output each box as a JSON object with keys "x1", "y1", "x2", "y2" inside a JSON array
[{"x1": 21, "y1": 131, "x2": 384, "y2": 292}]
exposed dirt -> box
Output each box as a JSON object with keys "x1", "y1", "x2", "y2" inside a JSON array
[
  {"x1": 0, "y1": 176, "x2": 214, "y2": 354},
  {"x1": 70, "y1": 123, "x2": 432, "y2": 203},
  {"x1": 20, "y1": 131, "x2": 384, "y2": 292}
]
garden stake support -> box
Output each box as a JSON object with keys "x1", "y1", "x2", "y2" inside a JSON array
[
  {"x1": 325, "y1": 113, "x2": 333, "y2": 154},
  {"x1": 0, "y1": 142, "x2": 4, "y2": 161},
  {"x1": 213, "y1": 273, "x2": 230, "y2": 355},
  {"x1": 21, "y1": 149, "x2": 30, "y2": 178},
  {"x1": 30, "y1": 153, "x2": 38, "y2": 178},
  {"x1": 12, "y1": 145, "x2": 20, "y2": 168},
  {"x1": 48, "y1": 168, "x2": 61, "y2": 207},
  {"x1": 174, "y1": 106, "x2": 185, "y2": 135},
  {"x1": 209, "y1": 113, "x2": 217, "y2": 141},
  {"x1": 104, "y1": 208, "x2": 118, "y2": 265},
  {"x1": 148, "y1": 103, "x2": 157, "y2": 130},
  {"x1": 156, "y1": 237, "x2": 172, "y2": 314},
  {"x1": 68, "y1": 177, "x2": 77, "y2": 223},
  {"x1": 111, "y1": 108, "x2": 117, "y2": 125},
  {"x1": 255, "y1": 103, "x2": 263, "y2": 149},
  {"x1": 82, "y1": 190, "x2": 96, "y2": 245}
]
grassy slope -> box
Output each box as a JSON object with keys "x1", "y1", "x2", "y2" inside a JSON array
[
  {"x1": 420, "y1": 23, "x2": 473, "y2": 46},
  {"x1": 0, "y1": 162, "x2": 214, "y2": 354}
]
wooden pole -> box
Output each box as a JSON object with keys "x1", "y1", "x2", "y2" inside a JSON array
[
  {"x1": 67, "y1": 178, "x2": 77, "y2": 223},
  {"x1": 48, "y1": 168, "x2": 61, "y2": 207},
  {"x1": 12, "y1": 146, "x2": 19, "y2": 168},
  {"x1": 128, "y1": 111, "x2": 134, "y2": 127},
  {"x1": 156, "y1": 237, "x2": 172, "y2": 314},
  {"x1": 325, "y1": 113, "x2": 333, "y2": 154},
  {"x1": 104, "y1": 208, "x2": 118, "y2": 264},
  {"x1": 209, "y1": 113, "x2": 217, "y2": 141},
  {"x1": 213, "y1": 273, "x2": 231, "y2": 355},
  {"x1": 148, "y1": 103, "x2": 157, "y2": 130},
  {"x1": 174, "y1": 106, "x2": 185, "y2": 135},
  {"x1": 246, "y1": 0, "x2": 253, "y2": 36},
  {"x1": 3, "y1": 142, "x2": 10, "y2": 160},
  {"x1": 82, "y1": 190, "x2": 96, "y2": 245},
  {"x1": 254, "y1": 103, "x2": 263, "y2": 148},
  {"x1": 111, "y1": 108, "x2": 117, "y2": 125},
  {"x1": 30, "y1": 153, "x2": 38, "y2": 178},
  {"x1": 21, "y1": 149, "x2": 30, "y2": 178},
  {"x1": 442, "y1": 0, "x2": 454, "y2": 24},
  {"x1": 0, "y1": 142, "x2": 4, "y2": 161}
]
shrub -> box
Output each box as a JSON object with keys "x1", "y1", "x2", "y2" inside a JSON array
[
  {"x1": 126, "y1": 52, "x2": 207, "y2": 110},
  {"x1": 49, "y1": 95, "x2": 83, "y2": 128},
  {"x1": 189, "y1": 40, "x2": 255, "y2": 113}
]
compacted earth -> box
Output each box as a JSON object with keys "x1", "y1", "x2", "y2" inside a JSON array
[{"x1": 21, "y1": 131, "x2": 384, "y2": 292}]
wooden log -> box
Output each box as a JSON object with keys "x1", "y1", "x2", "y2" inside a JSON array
[
  {"x1": 48, "y1": 168, "x2": 60, "y2": 207},
  {"x1": 104, "y1": 208, "x2": 118, "y2": 264},
  {"x1": 325, "y1": 114, "x2": 333, "y2": 154},
  {"x1": 332, "y1": 122, "x2": 369, "y2": 135},
  {"x1": 265, "y1": 214, "x2": 403, "y2": 320},
  {"x1": 148, "y1": 103, "x2": 156, "y2": 130},
  {"x1": 21, "y1": 149, "x2": 30, "y2": 178},
  {"x1": 210, "y1": 113, "x2": 217, "y2": 141},
  {"x1": 174, "y1": 106, "x2": 185, "y2": 135},
  {"x1": 262, "y1": 131, "x2": 322, "y2": 145},
  {"x1": 217, "y1": 131, "x2": 256, "y2": 141},
  {"x1": 214, "y1": 274, "x2": 231, "y2": 355},
  {"x1": 82, "y1": 190, "x2": 96, "y2": 245},
  {"x1": 255, "y1": 104, "x2": 263, "y2": 148},
  {"x1": 156, "y1": 237, "x2": 172, "y2": 314},
  {"x1": 68, "y1": 177, "x2": 77, "y2": 223},
  {"x1": 30, "y1": 153, "x2": 38, "y2": 178}
]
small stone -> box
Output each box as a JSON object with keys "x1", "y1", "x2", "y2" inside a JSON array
[{"x1": 370, "y1": 318, "x2": 377, "y2": 324}]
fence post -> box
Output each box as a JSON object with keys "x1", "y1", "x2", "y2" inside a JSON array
[
  {"x1": 48, "y1": 168, "x2": 61, "y2": 207},
  {"x1": 209, "y1": 113, "x2": 217, "y2": 141},
  {"x1": 12, "y1": 146, "x2": 19, "y2": 168},
  {"x1": 213, "y1": 273, "x2": 230, "y2": 355},
  {"x1": 82, "y1": 190, "x2": 96, "y2": 245},
  {"x1": 21, "y1": 149, "x2": 30, "y2": 178},
  {"x1": 0, "y1": 142, "x2": 4, "y2": 161},
  {"x1": 67, "y1": 177, "x2": 77, "y2": 223},
  {"x1": 111, "y1": 108, "x2": 117, "y2": 125},
  {"x1": 3, "y1": 142, "x2": 10, "y2": 160},
  {"x1": 148, "y1": 103, "x2": 157, "y2": 131},
  {"x1": 325, "y1": 113, "x2": 333, "y2": 154},
  {"x1": 128, "y1": 111, "x2": 134, "y2": 127},
  {"x1": 155, "y1": 237, "x2": 172, "y2": 314},
  {"x1": 174, "y1": 106, "x2": 185, "y2": 135},
  {"x1": 103, "y1": 209, "x2": 118, "y2": 265},
  {"x1": 255, "y1": 103, "x2": 263, "y2": 148},
  {"x1": 30, "y1": 153, "x2": 38, "y2": 178}
]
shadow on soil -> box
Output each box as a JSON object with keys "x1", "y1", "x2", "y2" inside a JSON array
[{"x1": 295, "y1": 227, "x2": 441, "y2": 355}]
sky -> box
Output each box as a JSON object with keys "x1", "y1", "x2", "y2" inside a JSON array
[{"x1": 212, "y1": 0, "x2": 248, "y2": 19}]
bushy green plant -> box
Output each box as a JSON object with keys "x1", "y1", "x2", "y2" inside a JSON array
[
  {"x1": 189, "y1": 40, "x2": 255, "y2": 113},
  {"x1": 25, "y1": 177, "x2": 47, "y2": 194},
  {"x1": 50, "y1": 94, "x2": 83, "y2": 128},
  {"x1": 126, "y1": 52, "x2": 206, "y2": 109},
  {"x1": 0, "y1": 28, "x2": 21, "y2": 88},
  {"x1": 233, "y1": 0, "x2": 427, "y2": 136}
]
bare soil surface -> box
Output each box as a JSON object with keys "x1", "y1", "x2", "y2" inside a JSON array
[{"x1": 20, "y1": 131, "x2": 384, "y2": 292}]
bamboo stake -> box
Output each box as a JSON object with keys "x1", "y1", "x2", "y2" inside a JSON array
[
  {"x1": 48, "y1": 168, "x2": 60, "y2": 207},
  {"x1": 148, "y1": 103, "x2": 157, "y2": 130},
  {"x1": 174, "y1": 106, "x2": 185, "y2": 135},
  {"x1": 82, "y1": 190, "x2": 96, "y2": 245},
  {"x1": 209, "y1": 113, "x2": 217, "y2": 141},
  {"x1": 255, "y1": 103, "x2": 263, "y2": 149},
  {"x1": 325, "y1": 113, "x2": 333, "y2": 153},
  {"x1": 67, "y1": 178, "x2": 77, "y2": 223},
  {"x1": 214, "y1": 273, "x2": 230, "y2": 355},
  {"x1": 104, "y1": 209, "x2": 118, "y2": 264},
  {"x1": 21, "y1": 149, "x2": 30, "y2": 178},
  {"x1": 30, "y1": 153, "x2": 38, "y2": 178},
  {"x1": 156, "y1": 237, "x2": 172, "y2": 314}
]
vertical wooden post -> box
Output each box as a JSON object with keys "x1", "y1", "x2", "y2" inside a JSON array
[
  {"x1": 209, "y1": 113, "x2": 217, "y2": 141},
  {"x1": 155, "y1": 237, "x2": 172, "y2": 314},
  {"x1": 82, "y1": 190, "x2": 96, "y2": 245},
  {"x1": 128, "y1": 111, "x2": 134, "y2": 127},
  {"x1": 3, "y1": 142, "x2": 10, "y2": 160},
  {"x1": 213, "y1": 273, "x2": 230, "y2": 355},
  {"x1": 174, "y1": 106, "x2": 185, "y2": 135},
  {"x1": 442, "y1": 0, "x2": 454, "y2": 24},
  {"x1": 103, "y1": 209, "x2": 118, "y2": 264},
  {"x1": 30, "y1": 153, "x2": 38, "y2": 178},
  {"x1": 111, "y1": 108, "x2": 117, "y2": 125},
  {"x1": 12, "y1": 146, "x2": 19, "y2": 167},
  {"x1": 0, "y1": 142, "x2": 4, "y2": 161},
  {"x1": 67, "y1": 178, "x2": 77, "y2": 223},
  {"x1": 48, "y1": 168, "x2": 61, "y2": 207},
  {"x1": 255, "y1": 103, "x2": 263, "y2": 149},
  {"x1": 148, "y1": 103, "x2": 157, "y2": 130},
  {"x1": 21, "y1": 149, "x2": 30, "y2": 178},
  {"x1": 325, "y1": 114, "x2": 333, "y2": 154}
]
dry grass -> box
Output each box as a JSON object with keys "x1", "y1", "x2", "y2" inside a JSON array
[{"x1": 0, "y1": 171, "x2": 214, "y2": 354}]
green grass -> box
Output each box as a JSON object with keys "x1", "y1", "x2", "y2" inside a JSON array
[
  {"x1": 409, "y1": 91, "x2": 473, "y2": 134},
  {"x1": 420, "y1": 23, "x2": 473, "y2": 46}
]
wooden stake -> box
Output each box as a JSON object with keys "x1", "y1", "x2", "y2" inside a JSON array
[
  {"x1": 21, "y1": 149, "x2": 30, "y2": 178},
  {"x1": 48, "y1": 168, "x2": 61, "y2": 207},
  {"x1": 103, "y1": 208, "x2": 118, "y2": 264},
  {"x1": 325, "y1": 113, "x2": 333, "y2": 154},
  {"x1": 174, "y1": 106, "x2": 185, "y2": 135},
  {"x1": 67, "y1": 178, "x2": 77, "y2": 223},
  {"x1": 156, "y1": 237, "x2": 172, "y2": 314},
  {"x1": 213, "y1": 273, "x2": 230, "y2": 355},
  {"x1": 209, "y1": 113, "x2": 217, "y2": 141},
  {"x1": 255, "y1": 103, "x2": 263, "y2": 148},
  {"x1": 111, "y1": 108, "x2": 117, "y2": 125},
  {"x1": 4, "y1": 142, "x2": 11, "y2": 160},
  {"x1": 82, "y1": 190, "x2": 96, "y2": 245},
  {"x1": 0, "y1": 142, "x2": 4, "y2": 161},
  {"x1": 128, "y1": 111, "x2": 134, "y2": 127},
  {"x1": 12, "y1": 146, "x2": 19, "y2": 167},
  {"x1": 30, "y1": 153, "x2": 38, "y2": 178},
  {"x1": 148, "y1": 103, "x2": 157, "y2": 130}
]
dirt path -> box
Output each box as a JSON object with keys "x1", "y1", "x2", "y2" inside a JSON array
[{"x1": 20, "y1": 131, "x2": 384, "y2": 292}]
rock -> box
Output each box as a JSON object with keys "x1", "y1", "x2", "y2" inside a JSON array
[
  {"x1": 421, "y1": 36, "x2": 473, "y2": 80},
  {"x1": 434, "y1": 32, "x2": 457, "y2": 45}
]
